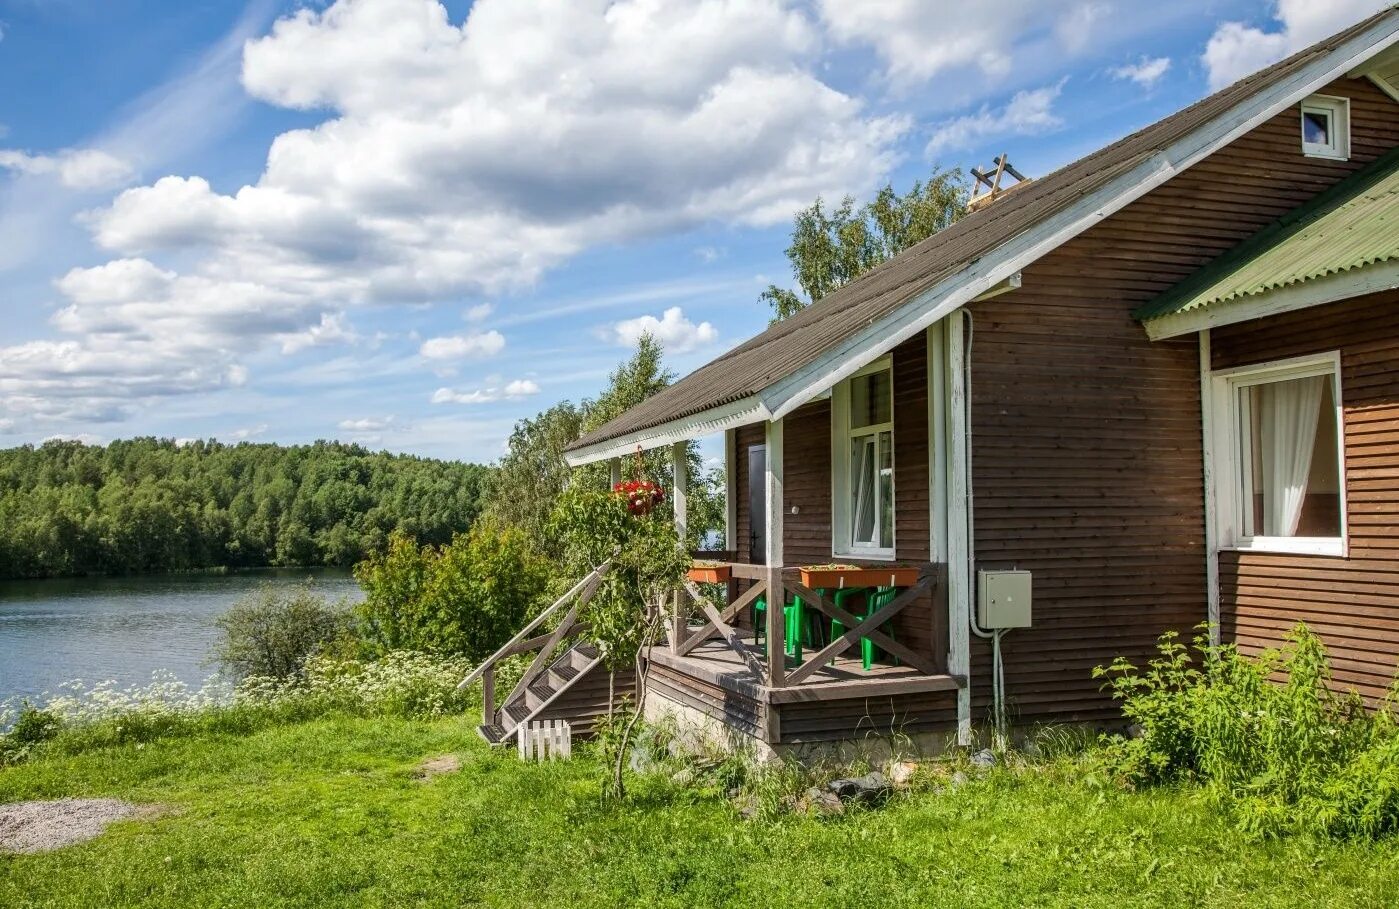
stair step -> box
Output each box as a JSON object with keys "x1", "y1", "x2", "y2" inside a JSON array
[
  {"x1": 476, "y1": 723, "x2": 509, "y2": 746},
  {"x1": 502, "y1": 700, "x2": 531, "y2": 728},
  {"x1": 570, "y1": 642, "x2": 600, "y2": 667},
  {"x1": 525, "y1": 682, "x2": 556, "y2": 711},
  {"x1": 548, "y1": 662, "x2": 580, "y2": 688}
]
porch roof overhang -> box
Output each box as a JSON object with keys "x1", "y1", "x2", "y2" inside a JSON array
[
  {"x1": 1137, "y1": 146, "x2": 1399, "y2": 341},
  {"x1": 563, "y1": 9, "x2": 1399, "y2": 468}
]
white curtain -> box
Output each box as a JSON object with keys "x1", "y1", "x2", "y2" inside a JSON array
[{"x1": 1259, "y1": 376, "x2": 1325, "y2": 536}]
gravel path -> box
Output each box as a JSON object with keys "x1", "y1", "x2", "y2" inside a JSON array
[{"x1": 0, "y1": 799, "x2": 158, "y2": 854}]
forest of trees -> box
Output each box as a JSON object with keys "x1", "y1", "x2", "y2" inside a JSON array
[{"x1": 0, "y1": 439, "x2": 490, "y2": 579}]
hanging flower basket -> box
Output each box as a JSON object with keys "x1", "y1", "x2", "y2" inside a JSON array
[{"x1": 613, "y1": 479, "x2": 665, "y2": 516}]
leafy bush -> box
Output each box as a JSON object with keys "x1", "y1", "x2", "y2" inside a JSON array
[
  {"x1": 214, "y1": 584, "x2": 355, "y2": 681},
  {"x1": 1096, "y1": 623, "x2": 1399, "y2": 839},
  {"x1": 354, "y1": 523, "x2": 550, "y2": 662},
  {"x1": 0, "y1": 705, "x2": 60, "y2": 766}
]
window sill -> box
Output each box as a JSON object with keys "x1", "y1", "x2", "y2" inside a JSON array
[
  {"x1": 1225, "y1": 537, "x2": 1346, "y2": 557},
  {"x1": 833, "y1": 549, "x2": 897, "y2": 563}
]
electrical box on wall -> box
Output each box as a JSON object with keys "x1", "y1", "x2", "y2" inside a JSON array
[{"x1": 977, "y1": 569, "x2": 1032, "y2": 629}]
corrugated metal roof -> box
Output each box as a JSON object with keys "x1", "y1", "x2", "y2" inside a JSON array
[
  {"x1": 568, "y1": 8, "x2": 1399, "y2": 454},
  {"x1": 1135, "y1": 146, "x2": 1399, "y2": 324}
]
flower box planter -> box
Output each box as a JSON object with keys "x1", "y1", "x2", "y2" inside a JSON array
[
  {"x1": 687, "y1": 561, "x2": 732, "y2": 585},
  {"x1": 799, "y1": 564, "x2": 921, "y2": 590}
]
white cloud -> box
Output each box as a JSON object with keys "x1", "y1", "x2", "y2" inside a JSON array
[
  {"x1": 278, "y1": 312, "x2": 358, "y2": 353},
  {"x1": 0, "y1": 418, "x2": 14, "y2": 434},
  {"x1": 925, "y1": 80, "x2": 1067, "y2": 155},
  {"x1": 693, "y1": 246, "x2": 724, "y2": 263},
  {"x1": 419, "y1": 330, "x2": 506, "y2": 360},
  {"x1": 431, "y1": 378, "x2": 540, "y2": 405},
  {"x1": 2, "y1": 0, "x2": 904, "y2": 433},
  {"x1": 464, "y1": 302, "x2": 494, "y2": 322},
  {"x1": 1202, "y1": 1, "x2": 1389, "y2": 91},
  {"x1": 608, "y1": 306, "x2": 718, "y2": 353},
  {"x1": 339, "y1": 415, "x2": 396, "y2": 431},
  {"x1": 818, "y1": 0, "x2": 1109, "y2": 84},
  {"x1": 228, "y1": 424, "x2": 268, "y2": 440},
  {"x1": 43, "y1": 432, "x2": 103, "y2": 446},
  {"x1": 1110, "y1": 56, "x2": 1171, "y2": 88},
  {"x1": 0, "y1": 148, "x2": 133, "y2": 189}
]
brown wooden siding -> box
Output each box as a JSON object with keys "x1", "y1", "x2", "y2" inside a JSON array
[
  {"x1": 1211, "y1": 291, "x2": 1399, "y2": 703},
  {"x1": 778, "y1": 691, "x2": 957, "y2": 743},
  {"x1": 967, "y1": 76, "x2": 1399, "y2": 726},
  {"x1": 536, "y1": 666, "x2": 635, "y2": 739},
  {"x1": 648, "y1": 662, "x2": 764, "y2": 739}
]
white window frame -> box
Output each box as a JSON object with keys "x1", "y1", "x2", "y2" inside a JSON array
[
  {"x1": 1209, "y1": 351, "x2": 1347, "y2": 557},
  {"x1": 1299, "y1": 94, "x2": 1350, "y2": 161},
  {"x1": 831, "y1": 356, "x2": 896, "y2": 560}
]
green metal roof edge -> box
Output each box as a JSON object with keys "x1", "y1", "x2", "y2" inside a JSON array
[{"x1": 1133, "y1": 144, "x2": 1399, "y2": 323}]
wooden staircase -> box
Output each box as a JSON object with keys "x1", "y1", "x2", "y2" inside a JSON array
[
  {"x1": 459, "y1": 555, "x2": 616, "y2": 747},
  {"x1": 477, "y1": 640, "x2": 603, "y2": 745}
]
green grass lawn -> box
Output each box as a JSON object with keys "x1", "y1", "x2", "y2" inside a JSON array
[{"x1": 3, "y1": 715, "x2": 1398, "y2": 908}]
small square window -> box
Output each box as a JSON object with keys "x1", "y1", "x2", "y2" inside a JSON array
[{"x1": 1300, "y1": 95, "x2": 1349, "y2": 160}]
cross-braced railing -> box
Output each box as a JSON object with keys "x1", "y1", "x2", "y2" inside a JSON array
[{"x1": 669, "y1": 562, "x2": 940, "y2": 688}]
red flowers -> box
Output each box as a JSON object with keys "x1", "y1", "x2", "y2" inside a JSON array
[{"x1": 612, "y1": 479, "x2": 664, "y2": 516}]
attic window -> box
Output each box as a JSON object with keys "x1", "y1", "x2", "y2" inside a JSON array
[{"x1": 1300, "y1": 95, "x2": 1349, "y2": 160}]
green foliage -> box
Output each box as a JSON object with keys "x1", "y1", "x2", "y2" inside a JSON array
[
  {"x1": 354, "y1": 524, "x2": 551, "y2": 662},
  {"x1": 1096, "y1": 623, "x2": 1399, "y2": 839},
  {"x1": 485, "y1": 402, "x2": 586, "y2": 556},
  {"x1": 550, "y1": 486, "x2": 689, "y2": 672},
  {"x1": 213, "y1": 585, "x2": 354, "y2": 681},
  {"x1": 0, "y1": 705, "x2": 60, "y2": 766},
  {"x1": 0, "y1": 437, "x2": 491, "y2": 579},
  {"x1": 761, "y1": 168, "x2": 968, "y2": 320},
  {"x1": 487, "y1": 335, "x2": 726, "y2": 557}
]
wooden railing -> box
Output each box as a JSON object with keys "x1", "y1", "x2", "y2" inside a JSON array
[
  {"x1": 456, "y1": 553, "x2": 614, "y2": 726},
  {"x1": 670, "y1": 561, "x2": 940, "y2": 689}
]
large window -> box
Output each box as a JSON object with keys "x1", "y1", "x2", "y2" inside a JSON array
[
  {"x1": 1212, "y1": 353, "x2": 1346, "y2": 556},
  {"x1": 833, "y1": 358, "x2": 895, "y2": 558}
]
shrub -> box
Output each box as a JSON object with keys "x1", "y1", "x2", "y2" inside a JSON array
[
  {"x1": 0, "y1": 705, "x2": 60, "y2": 766},
  {"x1": 214, "y1": 585, "x2": 355, "y2": 681},
  {"x1": 1095, "y1": 623, "x2": 1399, "y2": 839},
  {"x1": 354, "y1": 523, "x2": 550, "y2": 662}
]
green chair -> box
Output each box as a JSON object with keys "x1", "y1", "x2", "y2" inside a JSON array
[
  {"x1": 829, "y1": 587, "x2": 899, "y2": 671},
  {"x1": 754, "y1": 593, "x2": 818, "y2": 663}
]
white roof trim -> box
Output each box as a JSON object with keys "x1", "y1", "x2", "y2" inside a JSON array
[
  {"x1": 1144, "y1": 260, "x2": 1399, "y2": 340},
  {"x1": 565, "y1": 395, "x2": 770, "y2": 466},
  {"x1": 758, "y1": 13, "x2": 1399, "y2": 420}
]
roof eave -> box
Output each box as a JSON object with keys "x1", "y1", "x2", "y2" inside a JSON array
[
  {"x1": 563, "y1": 395, "x2": 770, "y2": 466},
  {"x1": 1142, "y1": 259, "x2": 1399, "y2": 340}
]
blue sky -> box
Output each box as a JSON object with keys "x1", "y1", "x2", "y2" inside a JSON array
[{"x1": 0, "y1": 0, "x2": 1387, "y2": 464}]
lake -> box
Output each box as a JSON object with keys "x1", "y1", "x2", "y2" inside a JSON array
[{"x1": 0, "y1": 570, "x2": 363, "y2": 706}]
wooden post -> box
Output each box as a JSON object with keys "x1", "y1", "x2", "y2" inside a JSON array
[
  {"x1": 723, "y1": 428, "x2": 737, "y2": 551},
  {"x1": 1200, "y1": 329, "x2": 1221, "y2": 648},
  {"x1": 764, "y1": 418, "x2": 785, "y2": 688},
  {"x1": 945, "y1": 310, "x2": 972, "y2": 747},
  {"x1": 482, "y1": 664, "x2": 496, "y2": 726},
  {"x1": 608, "y1": 457, "x2": 622, "y2": 488},
  {"x1": 671, "y1": 441, "x2": 688, "y2": 652}
]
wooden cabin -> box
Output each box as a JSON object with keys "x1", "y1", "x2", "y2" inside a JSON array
[{"x1": 474, "y1": 11, "x2": 1399, "y2": 756}]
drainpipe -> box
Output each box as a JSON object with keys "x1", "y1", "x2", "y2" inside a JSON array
[{"x1": 962, "y1": 311, "x2": 1010, "y2": 749}]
